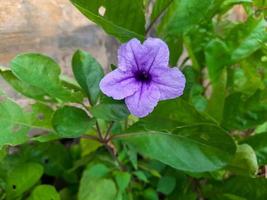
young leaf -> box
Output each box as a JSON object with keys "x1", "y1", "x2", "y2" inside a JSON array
[
  {"x1": 91, "y1": 97, "x2": 129, "y2": 121},
  {"x1": 70, "y1": 0, "x2": 145, "y2": 42},
  {"x1": 52, "y1": 106, "x2": 94, "y2": 138},
  {"x1": 72, "y1": 50, "x2": 104, "y2": 105},
  {"x1": 28, "y1": 185, "x2": 60, "y2": 200},
  {"x1": 117, "y1": 124, "x2": 236, "y2": 172}
]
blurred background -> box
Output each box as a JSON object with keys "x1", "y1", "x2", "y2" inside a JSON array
[{"x1": 0, "y1": 0, "x2": 119, "y2": 101}]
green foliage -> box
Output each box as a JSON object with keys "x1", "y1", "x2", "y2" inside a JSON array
[
  {"x1": 118, "y1": 124, "x2": 236, "y2": 172},
  {"x1": 28, "y1": 185, "x2": 60, "y2": 200},
  {"x1": 0, "y1": 0, "x2": 266, "y2": 199},
  {"x1": 72, "y1": 50, "x2": 104, "y2": 105},
  {"x1": 70, "y1": 0, "x2": 145, "y2": 42},
  {"x1": 6, "y1": 163, "x2": 43, "y2": 199},
  {"x1": 52, "y1": 106, "x2": 94, "y2": 138}
]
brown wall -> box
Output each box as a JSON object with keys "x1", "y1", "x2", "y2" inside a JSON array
[{"x1": 0, "y1": 0, "x2": 118, "y2": 100}]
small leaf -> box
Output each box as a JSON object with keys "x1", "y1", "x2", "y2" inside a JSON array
[
  {"x1": 72, "y1": 50, "x2": 104, "y2": 105},
  {"x1": 6, "y1": 162, "x2": 44, "y2": 199},
  {"x1": 91, "y1": 97, "x2": 129, "y2": 121},
  {"x1": 157, "y1": 176, "x2": 176, "y2": 195},
  {"x1": 52, "y1": 106, "x2": 94, "y2": 138},
  {"x1": 28, "y1": 185, "x2": 60, "y2": 200},
  {"x1": 114, "y1": 171, "x2": 131, "y2": 192}
]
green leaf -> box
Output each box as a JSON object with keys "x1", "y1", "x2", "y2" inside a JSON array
[
  {"x1": 227, "y1": 17, "x2": 267, "y2": 62},
  {"x1": 31, "y1": 133, "x2": 60, "y2": 143},
  {"x1": 70, "y1": 0, "x2": 145, "y2": 42},
  {"x1": 143, "y1": 188, "x2": 159, "y2": 200},
  {"x1": 129, "y1": 99, "x2": 214, "y2": 132},
  {"x1": 206, "y1": 70, "x2": 227, "y2": 122},
  {"x1": 52, "y1": 106, "x2": 93, "y2": 138},
  {"x1": 10, "y1": 53, "x2": 82, "y2": 102},
  {"x1": 117, "y1": 124, "x2": 236, "y2": 172},
  {"x1": 0, "y1": 68, "x2": 48, "y2": 101},
  {"x1": 91, "y1": 97, "x2": 129, "y2": 121},
  {"x1": 227, "y1": 144, "x2": 258, "y2": 176},
  {"x1": 150, "y1": 0, "x2": 173, "y2": 23},
  {"x1": 0, "y1": 95, "x2": 29, "y2": 147},
  {"x1": 28, "y1": 102, "x2": 54, "y2": 130},
  {"x1": 213, "y1": 176, "x2": 267, "y2": 200},
  {"x1": 28, "y1": 185, "x2": 60, "y2": 200},
  {"x1": 222, "y1": 91, "x2": 267, "y2": 130},
  {"x1": 243, "y1": 132, "x2": 267, "y2": 165},
  {"x1": 78, "y1": 164, "x2": 117, "y2": 200},
  {"x1": 114, "y1": 171, "x2": 131, "y2": 192},
  {"x1": 6, "y1": 162, "x2": 44, "y2": 199},
  {"x1": 150, "y1": 0, "x2": 183, "y2": 65},
  {"x1": 80, "y1": 137, "x2": 102, "y2": 157},
  {"x1": 22, "y1": 142, "x2": 72, "y2": 177},
  {"x1": 158, "y1": 0, "x2": 222, "y2": 36},
  {"x1": 205, "y1": 39, "x2": 230, "y2": 83},
  {"x1": 72, "y1": 50, "x2": 104, "y2": 105},
  {"x1": 157, "y1": 176, "x2": 176, "y2": 195},
  {"x1": 231, "y1": 63, "x2": 264, "y2": 96}
]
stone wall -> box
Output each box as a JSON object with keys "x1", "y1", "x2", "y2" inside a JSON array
[{"x1": 0, "y1": 0, "x2": 118, "y2": 99}]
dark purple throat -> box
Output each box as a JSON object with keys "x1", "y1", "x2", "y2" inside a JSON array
[{"x1": 134, "y1": 70, "x2": 152, "y2": 83}]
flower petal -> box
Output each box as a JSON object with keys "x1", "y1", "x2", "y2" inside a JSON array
[
  {"x1": 100, "y1": 69, "x2": 140, "y2": 100},
  {"x1": 118, "y1": 38, "x2": 144, "y2": 71},
  {"x1": 125, "y1": 83, "x2": 160, "y2": 118},
  {"x1": 140, "y1": 38, "x2": 169, "y2": 72},
  {"x1": 151, "y1": 67, "x2": 186, "y2": 100}
]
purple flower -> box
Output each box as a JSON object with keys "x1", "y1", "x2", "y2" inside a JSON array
[{"x1": 100, "y1": 38, "x2": 186, "y2": 118}]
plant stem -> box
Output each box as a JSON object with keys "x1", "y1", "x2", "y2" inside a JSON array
[
  {"x1": 95, "y1": 120, "x2": 103, "y2": 140},
  {"x1": 81, "y1": 135, "x2": 99, "y2": 141},
  {"x1": 104, "y1": 143, "x2": 124, "y2": 170},
  {"x1": 104, "y1": 121, "x2": 114, "y2": 140}
]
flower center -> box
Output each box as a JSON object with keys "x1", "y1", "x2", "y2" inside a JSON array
[{"x1": 134, "y1": 70, "x2": 151, "y2": 83}]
